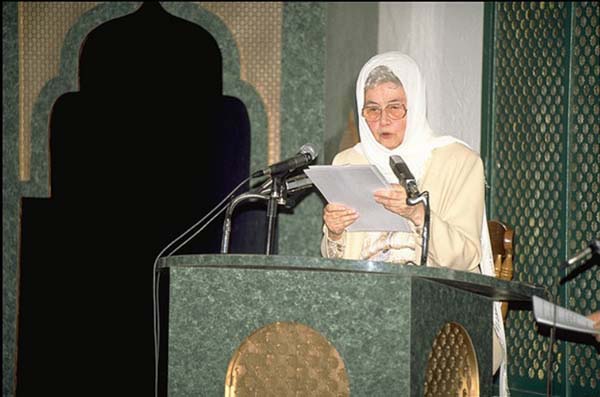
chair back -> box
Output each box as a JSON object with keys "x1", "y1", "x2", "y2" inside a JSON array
[{"x1": 488, "y1": 220, "x2": 514, "y2": 319}]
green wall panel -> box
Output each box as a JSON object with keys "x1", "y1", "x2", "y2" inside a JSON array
[
  {"x1": 3, "y1": 4, "x2": 20, "y2": 396},
  {"x1": 483, "y1": 2, "x2": 599, "y2": 396},
  {"x1": 278, "y1": 2, "x2": 327, "y2": 257}
]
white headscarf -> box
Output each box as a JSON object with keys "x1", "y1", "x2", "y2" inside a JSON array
[
  {"x1": 354, "y1": 51, "x2": 459, "y2": 183},
  {"x1": 355, "y1": 51, "x2": 510, "y2": 396}
]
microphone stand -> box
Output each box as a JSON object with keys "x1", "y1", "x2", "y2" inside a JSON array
[
  {"x1": 220, "y1": 173, "x2": 290, "y2": 255},
  {"x1": 388, "y1": 155, "x2": 430, "y2": 267},
  {"x1": 407, "y1": 191, "x2": 430, "y2": 267},
  {"x1": 220, "y1": 192, "x2": 269, "y2": 254},
  {"x1": 265, "y1": 174, "x2": 285, "y2": 255}
]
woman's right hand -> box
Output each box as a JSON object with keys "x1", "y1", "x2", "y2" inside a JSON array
[{"x1": 323, "y1": 203, "x2": 359, "y2": 240}]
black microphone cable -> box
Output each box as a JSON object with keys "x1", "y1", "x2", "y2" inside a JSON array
[
  {"x1": 544, "y1": 287, "x2": 559, "y2": 397},
  {"x1": 541, "y1": 252, "x2": 569, "y2": 397},
  {"x1": 152, "y1": 175, "x2": 251, "y2": 397}
]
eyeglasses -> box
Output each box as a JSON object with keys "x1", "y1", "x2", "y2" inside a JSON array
[{"x1": 362, "y1": 103, "x2": 407, "y2": 122}]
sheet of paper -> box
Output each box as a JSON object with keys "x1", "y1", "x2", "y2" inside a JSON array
[
  {"x1": 304, "y1": 165, "x2": 411, "y2": 232},
  {"x1": 532, "y1": 295, "x2": 600, "y2": 335}
]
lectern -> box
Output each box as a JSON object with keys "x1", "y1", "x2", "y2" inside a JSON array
[{"x1": 159, "y1": 255, "x2": 543, "y2": 396}]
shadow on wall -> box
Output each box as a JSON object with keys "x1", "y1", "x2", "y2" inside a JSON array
[{"x1": 17, "y1": 3, "x2": 263, "y2": 395}]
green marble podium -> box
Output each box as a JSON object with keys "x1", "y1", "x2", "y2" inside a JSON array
[{"x1": 159, "y1": 254, "x2": 543, "y2": 396}]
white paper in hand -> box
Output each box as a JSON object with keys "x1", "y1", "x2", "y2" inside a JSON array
[{"x1": 304, "y1": 165, "x2": 411, "y2": 232}]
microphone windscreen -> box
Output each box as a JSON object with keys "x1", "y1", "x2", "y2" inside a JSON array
[{"x1": 299, "y1": 143, "x2": 318, "y2": 160}]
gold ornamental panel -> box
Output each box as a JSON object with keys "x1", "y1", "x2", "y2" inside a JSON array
[
  {"x1": 199, "y1": 2, "x2": 283, "y2": 165},
  {"x1": 423, "y1": 322, "x2": 480, "y2": 397},
  {"x1": 18, "y1": 2, "x2": 98, "y2": 181},
  {"x1": 225, "y1": 321, "x2": 350, "y2": 397}
]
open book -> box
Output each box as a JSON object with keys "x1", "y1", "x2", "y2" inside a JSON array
[
  {"x1": 532, "y1": 295, "x2": 600, "y2": 336},
  {"x1": 304, "y1": 164, "x2": 411, "y2": 232}
]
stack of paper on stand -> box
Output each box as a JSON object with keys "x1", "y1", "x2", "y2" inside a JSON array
[
  {"x1": 532, "y1": 295, "x2": 600, "y2": 335},
  {"x1": 304, "y1": 164, "x2": 411, "y2": 232}
]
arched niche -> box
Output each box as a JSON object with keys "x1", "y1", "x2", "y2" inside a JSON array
[
  {"x1": 23, "y1": 1, "x2": 267, "y2": 196},
  {"x1": 16, "y1": 3, "x2": 266, "y2": 395}
]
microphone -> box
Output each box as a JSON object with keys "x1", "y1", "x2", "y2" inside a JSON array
[
  {"x1": 252, "y1": 144, "x2": 318, "y2": 178},
  {"x1": 389, "y1": 154, "x2": 430, "y2": 267},
  {"x1": 389, "y1": 155, "x2": 419, "y2": 199},
  {"x1": 560, "y1": 239, "x2": 600, "y2": 269}
]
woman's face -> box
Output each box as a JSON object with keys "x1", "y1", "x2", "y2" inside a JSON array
[{"x1": 364, "y1": 82, "x2": 407, "y2": 150}]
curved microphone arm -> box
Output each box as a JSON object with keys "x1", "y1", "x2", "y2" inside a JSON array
[
  {"x1": 407, "y1": 191, "x2": 430, "y2": 267},
  {"x1": 221, "y1": 174, "x2": 315, "y2": 255},
  {"x1": 220, "y1": 192, "x2": 270, "y2": 254}
]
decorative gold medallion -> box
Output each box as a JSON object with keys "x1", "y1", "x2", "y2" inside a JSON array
[
  {"x1": 225, "y1": 321, "x2": 350, "y2": 397},
  {"x1": 424, "y1": 322, "x2": 480, "y2": 397}
]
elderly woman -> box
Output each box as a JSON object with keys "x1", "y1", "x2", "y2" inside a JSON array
[{"x1": 321, "y1": 52, "x2": 508, "y2": 393}]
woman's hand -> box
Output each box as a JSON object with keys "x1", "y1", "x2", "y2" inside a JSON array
[
  {"x1": 587, "y1": 311, "x2": 600, "y2": 342},
  {"x1": 323, "y1": 203, "x2": 359, "y2": 240},
  {"x1": 374, "y1": 183, "x2": 424, "y2": 226}
]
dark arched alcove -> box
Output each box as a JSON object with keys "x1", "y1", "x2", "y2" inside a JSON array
[{"x1": 18, "y1": 3, "x2": 262, "y2": 395}]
